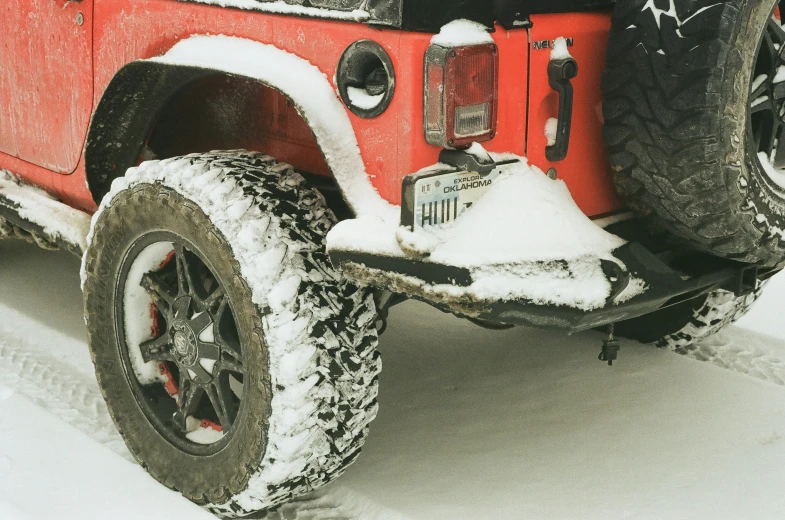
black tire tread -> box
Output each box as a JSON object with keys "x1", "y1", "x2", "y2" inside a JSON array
[
  {"x1": 603, "y1": 0, "x2": 785, "y2": 266},
  {"x1": 82, "y1": 151, "x2": 381, "y2": 517}
]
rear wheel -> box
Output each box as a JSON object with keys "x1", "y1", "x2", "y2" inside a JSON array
[
  {"x1": 603, "y1": 0, "x2": 785, "y2": 266},
  {"x1": 82, "y1": 151, "x2": 381, "y2": 517},
  {"x1": 615, "y1": 288, "x2": 762, "y2": 349}
]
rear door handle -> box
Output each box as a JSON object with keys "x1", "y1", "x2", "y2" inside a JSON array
[{"x1": 545, "y1": 57, "x2": 578, "y2": 162}]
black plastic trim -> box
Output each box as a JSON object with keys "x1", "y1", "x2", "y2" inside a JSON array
[
  {"x1": 85, "y1": 62, "x2": 217, "y2": 204},
  {"x1": 439, "y1": 148, "x2": 496, "y2": 175},
  {"x1": 401, "y1": 0, "x2": 616, "y2": 32}
]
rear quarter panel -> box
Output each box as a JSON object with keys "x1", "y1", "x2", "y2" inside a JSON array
[
  {"x1": 15, "y1": 2, "x2": 620, "y2": 219},
  {"x1": 59, "y1": 0, "x2": 407, "y2": 209},
  {"x1": 526, "y1": 12, "x2": 622, "y2": 217}
]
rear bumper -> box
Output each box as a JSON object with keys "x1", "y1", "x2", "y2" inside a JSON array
[
  {"x1": 327, "y1": 152, "x2": 778, "y2": 332},
  {"x1": 329, "y1": 221, "x2": 774, "y2": 333},
  {"x1": 473, "y1": 241, "x2": 764, "y2": 331}
]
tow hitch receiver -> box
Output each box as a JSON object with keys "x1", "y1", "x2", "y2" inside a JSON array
[{"x1": 728, "y1": 264, "x2": 759, "y2": 297}]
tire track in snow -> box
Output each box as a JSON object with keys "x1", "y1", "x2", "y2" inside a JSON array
[
  {"x1": 255, "y1": 487, "x2": 409, "y2": 520},
  {"x1": 0, "y1": 324, "x2": 132, "y2": 460},
  {"x1": 0, "y1": 313, "x2": 405, "y2": 520},
  {"x1": 671, "y1": 327, "x2": 785, "y2": 386}
]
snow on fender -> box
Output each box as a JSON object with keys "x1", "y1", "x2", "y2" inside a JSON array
[{"x1": 147, "y1": 35, "x2": 398, "y2": 224}]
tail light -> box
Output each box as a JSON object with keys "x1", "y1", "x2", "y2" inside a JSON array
[{"x1": 424, "y1": 43, "x2": 499, "y2": 149}]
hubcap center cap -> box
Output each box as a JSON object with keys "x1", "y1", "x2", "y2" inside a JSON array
[{"x1": 172, "y1": 323, "x2": 198, "y2": 365}]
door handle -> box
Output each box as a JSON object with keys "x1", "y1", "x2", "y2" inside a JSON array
[{"x1": 545, "y1": 57, "x2": 578, "y2": 162}]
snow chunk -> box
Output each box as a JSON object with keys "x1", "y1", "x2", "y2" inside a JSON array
[
  {"x1": 347, "y1": 86, "x2": 383, "y2": 110},
  {"x1": 426, "y1": 161, "x2": 625, "y2": 267},
  {"x1": 328, "y1": 214, "x2": 401, "y2": 257},
  {"x1": 545, "y1": 117, "x2": 558, "y2": 147},
  {"x1": 186, "y1": 425, "x2": 225, "y2": 445},
  {"x1": 752, "y1": 74, "x2": 769, "y2": 93},
  {"x1": 431, "y1": 19, "x2": 493, "y2": 47},
  {"x1": 395, "y1": 226, "x2": 441, "y2": 257},
  {"x1": 180, "y1": 0, "x2": 370, "y2": 21},
  {"x1": 752, "y1": 96, "x2": 769, "y2": 109},
  {"x1": 122, "y1": 241, "x2": 175, "y2": 385},
  {"x1": 642, "y1": 0, "x2": 677, "y2": 29},
  {"x1": 464, "y1": 142, "x2": 492, "y2": 160},
  {"x1": 149, "y1": 35, "x2": 397, "y2": 223},
  {"x1": 775, "y1": 66, "x2": 785, "y2": 84},
  {"x1": 550, "y1": 37, "x2": 573, "y2": 61}
]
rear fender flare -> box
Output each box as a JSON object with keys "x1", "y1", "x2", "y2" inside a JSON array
[{"x1": 85, "y1": 35, "x2": 396, "y2": 220}]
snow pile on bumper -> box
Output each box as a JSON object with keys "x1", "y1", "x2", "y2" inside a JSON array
[{"x1": 327, "y1": 156, "x2": 646, "y2": 312}]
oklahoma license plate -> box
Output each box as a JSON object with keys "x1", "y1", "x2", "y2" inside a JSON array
[{"x1": 401, "y1": 163, "x2": 512, "y2": 231}]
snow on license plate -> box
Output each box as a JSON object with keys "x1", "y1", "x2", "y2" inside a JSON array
[{"x1": 403, "y1": 168, "x2": 502, "y2": 231}]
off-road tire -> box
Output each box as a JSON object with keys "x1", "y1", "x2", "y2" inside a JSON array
[
  {"x1": 81, "y1": 151, "x2": 381, "y2": 517},
  {"x1": 603, "y1": 0, "x2": 785, "y2": 266},
  {"x1": 615, "y1": 287, "x2": 762, "y2": 349}
]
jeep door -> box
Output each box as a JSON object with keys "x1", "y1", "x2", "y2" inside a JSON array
[{"x1": 0, "y1": 0, "x2": 94, "y2": 174}]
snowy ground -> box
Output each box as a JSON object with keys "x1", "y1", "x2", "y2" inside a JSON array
[{"x1": 1, "y1": 238, "x2": 785, "y2": 519}]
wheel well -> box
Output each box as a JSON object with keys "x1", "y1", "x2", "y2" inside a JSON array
[{"x1": 85, "y1": 63, "x2": 347, "y2": 217}]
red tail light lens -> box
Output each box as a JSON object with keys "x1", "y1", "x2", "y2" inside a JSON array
[{"x1": 424, "y1": 43, "x2": 499, "y2": 148}]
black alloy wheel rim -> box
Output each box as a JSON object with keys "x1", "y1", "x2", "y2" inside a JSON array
[
  {"x1": 116, "y1": 231, "x2": 245, "y2": 455},
  {"x1": 751, "y1": 4, "x2": 785, "y2": 174}
]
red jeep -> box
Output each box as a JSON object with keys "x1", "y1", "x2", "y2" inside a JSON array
[{"x1": 1, "y1": 0, "x2": 782, "y2": 516}]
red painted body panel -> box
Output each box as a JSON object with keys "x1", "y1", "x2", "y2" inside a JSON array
[
  {"x1": 526, "y1": 13, "x2": 623, "y2": 216},
  {"x1": 89, "y1": 0, "x2": 407, "y2": 206},
  {"x1": 0, "y1": 2, "x2": 620, "y2": 218},
  {"x1": 0, "y1": 0, "x2": 94, "y2": 174}
]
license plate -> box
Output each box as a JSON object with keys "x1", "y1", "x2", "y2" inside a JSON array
[{"x1": 401, "y1": 163, "x2": 512, "y2": 231}]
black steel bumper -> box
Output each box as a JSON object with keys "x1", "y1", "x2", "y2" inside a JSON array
[{"x1": 329, "y1": 220, "x2": 778, "y2": 333}]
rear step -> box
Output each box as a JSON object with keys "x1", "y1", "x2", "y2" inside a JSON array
[{"x1": 0, "y1": 173, "x2": 90, "y2": 257}]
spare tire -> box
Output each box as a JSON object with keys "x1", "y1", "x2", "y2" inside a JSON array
[{"x1": 603, "y1": 0, "x2": 785, "y2": 267}]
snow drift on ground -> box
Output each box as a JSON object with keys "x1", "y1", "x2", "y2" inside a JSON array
[
  {"x1": 2, "y1": 239, "x2": 785, "y2": 519},
  {"x1": 0, "y1": 390, "x2": 215, "y2": 520}
]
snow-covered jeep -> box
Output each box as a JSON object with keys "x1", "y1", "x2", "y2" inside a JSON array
[{"x1": 1, "y1": 0, "x2": 783, "y2": 516}]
